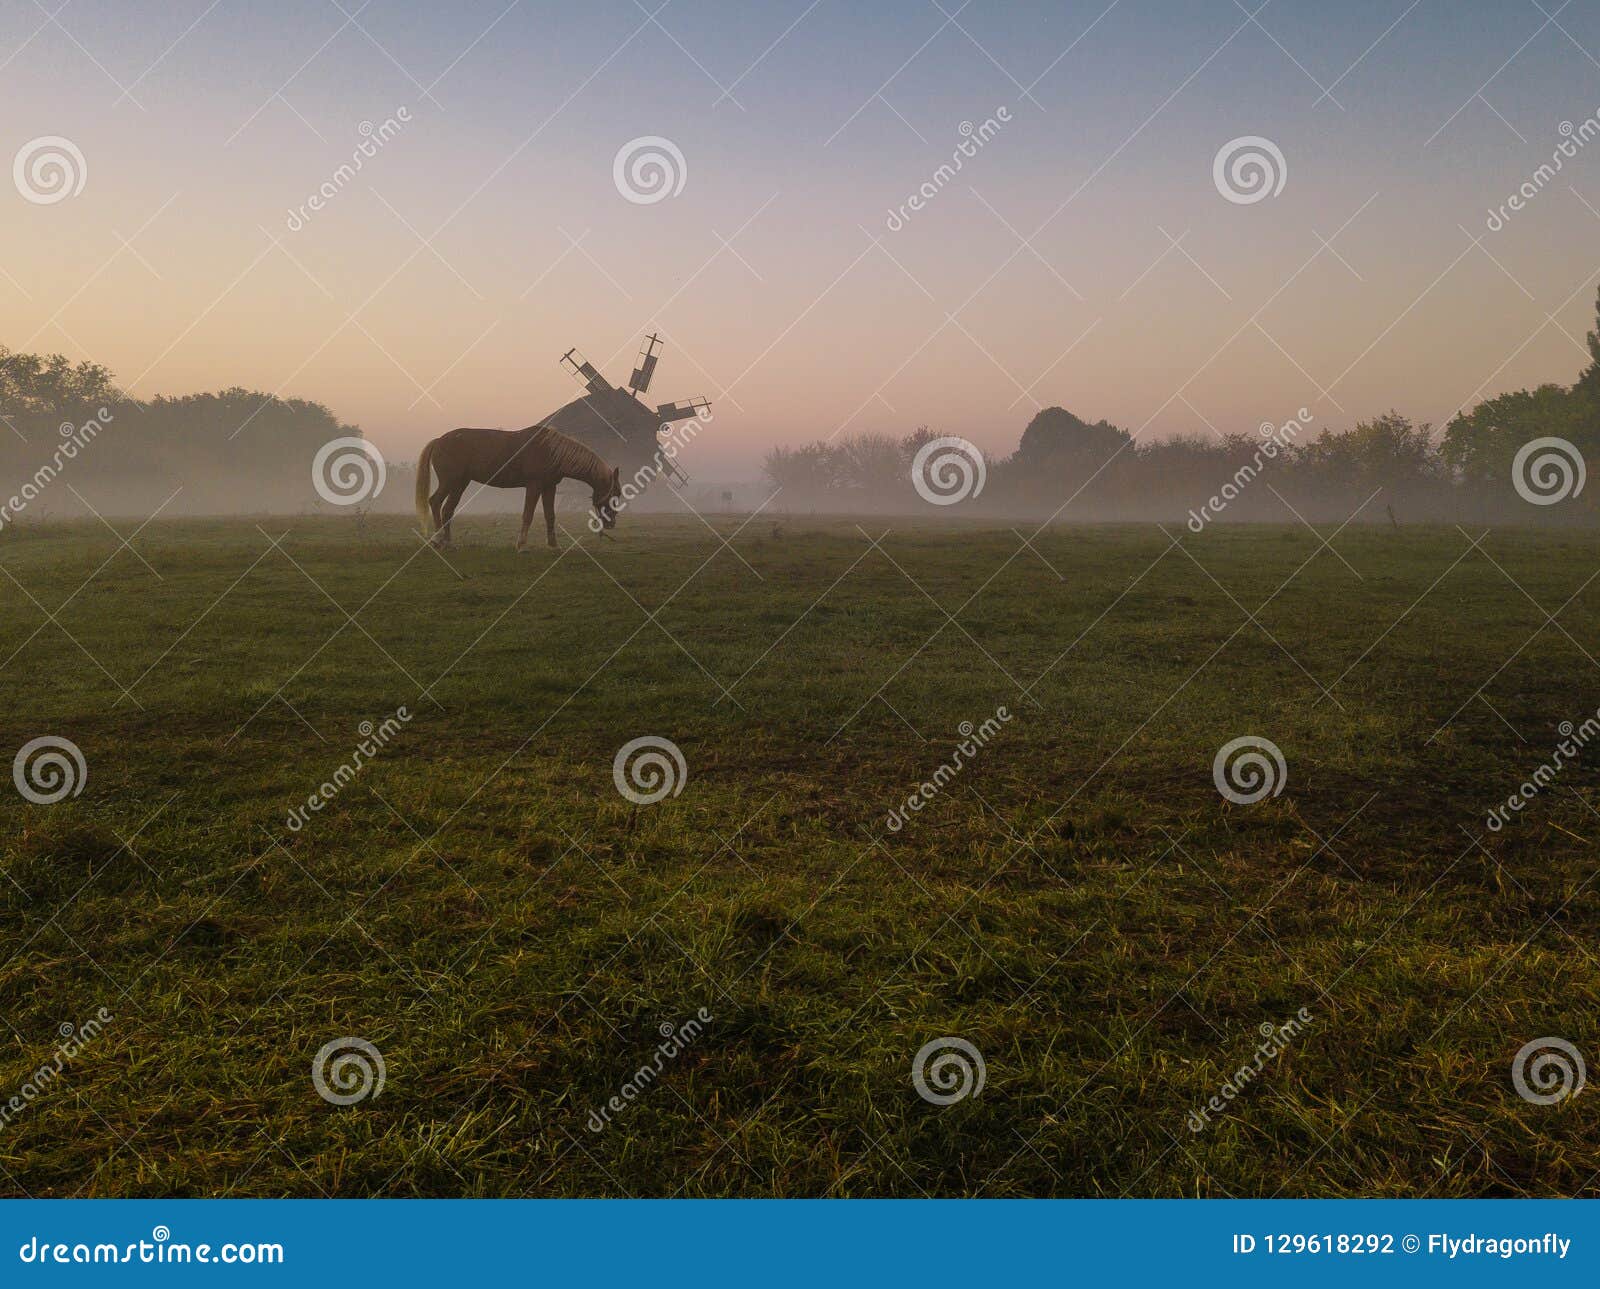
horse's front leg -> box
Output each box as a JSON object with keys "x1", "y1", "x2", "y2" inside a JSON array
[
  {"x1": 541, "y1": 483, "x2": 559, "y2": 548},
  {"x1": 516, "y1": 486, "x2": 537, "y2": 552}
]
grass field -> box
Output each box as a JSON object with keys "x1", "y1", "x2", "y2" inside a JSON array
[{"x1": 1, "y1": 512, "x2": 1598, "y2": 1197}]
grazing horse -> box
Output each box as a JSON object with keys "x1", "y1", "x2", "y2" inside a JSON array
[{"x1": 413, "y1": 425, "x2": 623, "y2": 550}]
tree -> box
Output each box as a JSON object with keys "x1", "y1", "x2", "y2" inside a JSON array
[
  {"x1": 1575, "y1": 286, "x2": 1600, "y2": 401},
  {"x1": 1441, "y1": 386, "x2": 1584, "y2": 486},
  {"x1": 1299, "y1": 413, "x2": 1439, "y2": 486},
  {"x1": 0, "y1": 346, "x2": 360, "y2": 515},
  {"x1": 0, "y1": 348, "x2": 120, "y2": 414},
  {"x1": 763, "y1": 442, "x2": 835, "y2": 496},
  {"x1": 1015, "y1": 407, "x2": 1130, "y2": 464}
]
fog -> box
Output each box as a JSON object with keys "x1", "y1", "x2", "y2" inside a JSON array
[{"x1": 1, "y1": 342, "x2": 1595, "y2": 534}]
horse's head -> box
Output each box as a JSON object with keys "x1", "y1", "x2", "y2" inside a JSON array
[{"x1": 592, "y1": 466, "x2": 622, "y2": 532}]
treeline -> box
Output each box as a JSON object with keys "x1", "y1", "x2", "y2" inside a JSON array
[
  {"x1": 8, "y1": 284, "x2": 1600, "y2": 527},
  {"x1": 0, "y1": 348, "x2": 361, "y2": 520},
  {"x1": 764, "y1": 293, "x2": 1600, "y2": 525}
]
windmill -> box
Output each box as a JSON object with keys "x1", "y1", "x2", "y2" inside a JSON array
[{"x1": 545, "y1": 333, "x2": 709, "y2": 488}]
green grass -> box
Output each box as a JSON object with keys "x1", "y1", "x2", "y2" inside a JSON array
[{"x1": 1, "y1": 513, "x2": 1597, "y2": 1197}]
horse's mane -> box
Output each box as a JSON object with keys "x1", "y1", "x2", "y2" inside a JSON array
[{"x1": 527, "y1": 424, "x2": 610, "y2": 487}]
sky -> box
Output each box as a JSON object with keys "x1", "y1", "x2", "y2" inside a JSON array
[{"x1": 5, "y1": 0, "x2": 1600, "y2": 475}]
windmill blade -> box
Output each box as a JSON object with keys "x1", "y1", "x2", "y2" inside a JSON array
[
  {"x1": 656, "y1": 396, "x2": 710, "y2": 423},
  {"x1": 629, "y1": 332, "x2": 663, "y2": 397},
  {"x1": 561, "y1": 347, "x2": 614, "y2": 395}
]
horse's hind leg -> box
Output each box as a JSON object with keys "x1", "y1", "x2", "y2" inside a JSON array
[
  {"x1": 429, "y1": 483, "x2": 450, "y2": 540},
  {"x1": 438, "y1": 483, "x2": 467, "y2": 548}
]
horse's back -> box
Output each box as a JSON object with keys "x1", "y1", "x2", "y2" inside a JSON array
[
  {"x1": 440, "y1": 426, "x2": 525, "y2": 449},
  {"x1": 433, "y1": 426, "x2": 546, "y2": 484}
]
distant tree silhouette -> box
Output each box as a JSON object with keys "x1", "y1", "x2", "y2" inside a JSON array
[
  {"x1": 764, "y1": 432, "x2": 918, "y2": 501},
  {"x1": 1301, "y1": 413, "x2": 1438, "y2": 485},
  {"x1": 0, "y1": 347, "x2": 359, "y2": 517},
  {"x1": 1575, "y1": 286, "x2": 1600, "y2": 401},
  {"x1": 1015, "y1": 407, "x2": 1131, "y2": 464},
  {"x1": 1442, "y1": 385, "x2": 1585, "y2": 488},
  {"x1": 762, "y1": 441, "x2": 835, "y2": 496},
  {"x1": 761, "y1": 284, "x2": 1600, "y2": 524},
  {"x1": 0, "y1": 347, "x2": 119, "y2": 415}
]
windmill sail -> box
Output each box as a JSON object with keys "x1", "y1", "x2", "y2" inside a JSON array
[
  {"x1": 657, "y1": 397, "x2": 710, "y2": 423},
  {"x1": 629, "y1": 333, "x2": 662, "y2": 397},
  {"x1": 561, "y1": 348, "x2": 613, "y2": 395}
]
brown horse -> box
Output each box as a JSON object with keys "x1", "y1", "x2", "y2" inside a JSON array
[{"x1": 414, "y1": 425, "x2": 623, "y2": 550}]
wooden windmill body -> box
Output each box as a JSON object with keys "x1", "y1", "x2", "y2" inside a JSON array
[{"x1": 542, "y1": 334, "x2": 709, "y2": 488}]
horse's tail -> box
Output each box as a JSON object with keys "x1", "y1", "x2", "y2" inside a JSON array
[{"x1": 414, "y1": 437, "x2": 436, "y2": 536}]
